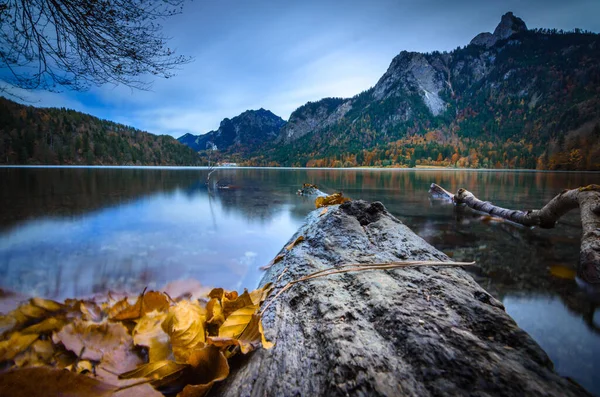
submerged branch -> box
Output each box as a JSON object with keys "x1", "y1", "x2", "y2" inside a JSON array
[{"x1": 429, "y1": 183, "x2": 600, "y2": 284}]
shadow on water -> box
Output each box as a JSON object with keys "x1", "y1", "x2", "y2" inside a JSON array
[{"x1": 0, "y1": 167, "x2": 599, "y2": 394}]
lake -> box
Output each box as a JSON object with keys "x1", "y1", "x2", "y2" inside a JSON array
[{"x1": 0, "y1": 166, "x2": 599, "y2": 394}]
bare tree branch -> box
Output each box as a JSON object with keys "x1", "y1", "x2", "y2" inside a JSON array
[
  {"x1": 0, "y1": 0, "x2": 192, "y2": 95},
  {"x1": 429, "y1": 183, "x2": 600, "y2": 284}
]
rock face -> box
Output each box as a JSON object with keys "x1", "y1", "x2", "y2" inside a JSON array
[
  {"x1": 177, "y1": 108, "x2": 286, "y2": 152},
  {"x1": 213, "y1": 201, "x2": 590, "y2": 396},
  {"x1": 278, "y1": 98, "x2": 350, "y2": 143},
  {"x1": 470, "y1": 11, "x2": 528, "y2": 47},
  {"x1": 373, "y1": 51, "x2": 446, "y2": 116}
]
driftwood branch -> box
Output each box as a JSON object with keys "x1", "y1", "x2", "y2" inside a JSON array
[{"x1": 429, "y1": 183, "x2": 600, "y2": 284}]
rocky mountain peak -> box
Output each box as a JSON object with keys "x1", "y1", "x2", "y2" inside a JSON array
[
  {"x1": 373, "y1": 51, "x2": 446, "y2": 116},
  {"x1": 470, "y1": 12, "x2": 528, "y2": 47},
  {"x1": 493, "y1": 12, "x2": 527, "y2": 40}
]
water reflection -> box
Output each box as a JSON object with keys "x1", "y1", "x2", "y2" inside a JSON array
[{"x1": 0, "y1": 167, "x2": 599, "y2": 394}]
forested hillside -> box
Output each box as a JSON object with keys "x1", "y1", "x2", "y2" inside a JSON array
[
  {"x1": 193, "y1": 14, "x2": 600, "y2": 170},
  {"x1": 0, "y1": 98, "x2": 201, "y2": 165}
]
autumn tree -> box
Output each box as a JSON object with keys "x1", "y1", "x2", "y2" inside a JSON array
[{"x1": 0, "y1": 0, "x2": 191, "y2": 96}]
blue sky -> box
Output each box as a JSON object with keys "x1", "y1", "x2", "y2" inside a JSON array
[{"x1": 4, "y1": 0, "x2": 600, "y2": 138}]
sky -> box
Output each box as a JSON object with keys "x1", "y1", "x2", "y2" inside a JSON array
[{"x1": 3, "y1": 0, "x2": 600, "y2": 138}]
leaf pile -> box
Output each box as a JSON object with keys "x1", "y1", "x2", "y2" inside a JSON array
[
  {"x1": 0, "y1": 284, "x2": 274, "y2": 397},
  {"x1": 315, "y1": 192, "x2": 351, "y2": 208}
]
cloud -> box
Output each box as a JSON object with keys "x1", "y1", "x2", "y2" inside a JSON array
[{"x1": 3, "y1": 0, "x2": 599, "y2": 137}]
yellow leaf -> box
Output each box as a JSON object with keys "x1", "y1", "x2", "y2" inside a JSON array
[
  {"x1": 111, "y1": 291, "x2": 170, "y2": 321},
  {"x1": 30, "y1": 297, "x2": 63, "y2": 312},
  {"x1": 0, "y1": 367, "x2": 117, "y2": 397},
  {"x1": 248, "y1": 283, "x2": 273, "y2": 306},
  {"x1": 16, "y1": 303, "x2": 48, "y2": 320},
  {"x1": 133, "y1": 311, "x2": 172, "y2": 362},
  {"x1": 315, "y1": 192, "x2": 351, "y2": 208},
  {"x1": 319, "y1": 208, "x2": 328, "y2": 216},
  {"x1": 221, "y1": 290, "x2": 254, "y2": 319},
  {"x1": 186, "y1": 345, "x2": 229, "y2": 383},
  {"x1": 20, "y1": 316, "x2": 65, "y2": 335},
  {"x1": 285, "y1": 235, "x2": 305, "y2": 251},
  {"x1": 258, "y1": 317, "x2": 274, "y2": 350},
  {"x1": 0, "y1": 332, "x2": 38, "y2": 361},
  {"x1": 107, "y1": 297, "x2": 131, "y2": 319},
  {"x1": 206, "y1": 298, "x2": 225, "y2": 327},
  {"x1": 549, "y1": 265, "x2": 576, "y2": 280},
  {"x1": 119, "y1": 360, "x2": 189, "y2": 389},
  {"x1": 207, "y1": 288, "x2": 224, "y2": 299},
  {"x1": 218, "y1": 305, "x2": 258, "y2": 339},
  {"x1": 178, "y1": 383, "x2": 213, "y2": 397},
  {"x1": 14, "y1": 339, "x2": 54, "y2": 367},
  {"x1": 209, "y1": 314, "x2": 273, "y2": 354},
  {"x1": 162, "y1": 301, "x2": 206, "y2": 362}
]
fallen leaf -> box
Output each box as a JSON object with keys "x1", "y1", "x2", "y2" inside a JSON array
[
  {"x1": 206, "y1": 298, "x2": 225, "y2": 327},
  {"x1": 218, "y1": 305, "x2": 258, "y2": 340},
  {"x1": 80, "y1": 301, "x2": 104, "y2": 322},
  {"x1": 187, "y1": 345, "x2": 229, "y2": 383},
  {"x1": 0, "y1": 315, "x2": 17, "y2": 335},
  {"x1": 207, "y1": 288, "x2": 224, "y2": 300},
  {"x1": 178, "y1": 383, "x2": 213, "y2": 397},
  {"x1": 71, "y1": 359, "x2": 95, "y2": 374},
  {"x1": 319, "y1": 208, "x2": 328, "y2": 216},
  {"x1": 15, "y1": 303, "x2": 48, "y2": 320},
  {"x1": 0, "y1": 367, "x2": 117, "y2": 397},
  {"x1": 0, "y1": 332, "x2": 38, "y2": 361},
  {"x1": 162, "y1": 301, "x2": 206, "y2": 362},
  {"x1": 549, "y1": 265, "x2": 577, "y2": 280},
  {"x1": 119, "y1": 360, "x2": 189, "y2": 390},
  {"x1": 285, "y1": 235, "x2": 305, "y2": 251},
  {"x1": 13, "y1": 338, "x2": 54, "y2": 367},
  {"x1": 315, "y1": 192, "x2": 351, "y2": 208},
  {"x1": 30, "y1": 297, "x2": 64, "y2": 312},
  {"x1": 133, "y1": 311, "x2": 172, "y2": 362},
  {"x1": 248, "y1": 283, "x2": 273, "y2": 306},
  {"x1": 20, "y1": 316, "x2": 66, "y2": 335},
  {"x1": 107, "y1": 297, "x2": 131, "y2": 319},
  {"x1": 221, "y1": 291, "x2": 254, "y2": 318},
  {"x1": 208, "y1": 314, "x2": 273, "y2": 354},
  {"x1": 112, "y1": 291, "x2": 170, "y2": 321},
  {"x1": 177, "y1": 345, "x2": 229, "y2": 396},
  {"x1": 54, "y1": 319, "x2": 141, "y2": 372},
  {"x1": 258, "y1": 317, "x2": 274, "y2": 349}
]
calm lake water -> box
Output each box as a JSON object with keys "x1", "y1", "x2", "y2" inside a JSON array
[{"x1": 0, "y1": 167, "x2": 599, "y2": 394}]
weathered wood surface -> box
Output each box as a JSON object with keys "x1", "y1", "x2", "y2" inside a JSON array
[
  {"x1": 212, "y1": 200, "x2": 590, "y2": 397},
  {"x1": 429, "y1": 183, "x2": 600, "y2": 284}
]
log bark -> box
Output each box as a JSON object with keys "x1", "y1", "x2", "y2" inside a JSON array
[
  {"x1": 212, "y1": 200, "x2": 590, "y2": 397},
  {"x1": 429, "y1": 183, "x2": 600, "y2": 284}
]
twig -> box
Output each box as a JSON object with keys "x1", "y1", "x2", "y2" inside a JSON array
[{"x1": 260, "y1": 260, "x2": 475, "y2": 315}]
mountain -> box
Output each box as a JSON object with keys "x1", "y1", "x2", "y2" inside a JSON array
[
  {"x1": 221, "y1": 12, "x2": 600, "y2": 170},
  {"x1": 177, "y1": 108, "x2": 286, "y2": 153},
  {"x1": 0, "y1": 97, "x2": 201, "y2": 165}
]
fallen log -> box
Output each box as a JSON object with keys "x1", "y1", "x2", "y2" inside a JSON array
[
  {"x1": 212, "y1": 200, "x2": 590, "y2": 396},
  {"x1": 429, "y1": 183, "x2": 600, "y2": 284}
]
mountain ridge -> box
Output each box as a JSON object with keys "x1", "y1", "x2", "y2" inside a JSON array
[
  {"x1": 0, "y1": 97, "x2": 201, "y2": 165},
  {"x1": 185, "y1": 12, "x2": 599, "y2": 170},
  {"x1": 176, "y1": 108, "x2": 285, "y2": 153}
]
